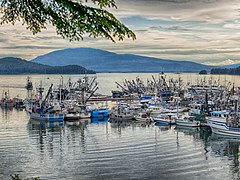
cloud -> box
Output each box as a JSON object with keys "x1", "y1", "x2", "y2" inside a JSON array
[
  {"x1": 115, "y1": 0, "x2": 240, "y2": 22},
  {"x1": 1, "y1": 0, "x2": 240, "y2": 64},
  {"x1": 204, "y1": 59, "x2": 240, "y2": 66},
  {"x1": 1, "y1": 45, "x2": 63, "y2": 50}
]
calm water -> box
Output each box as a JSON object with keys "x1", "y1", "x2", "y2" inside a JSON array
[{"x1": 0, "y1": 73, "x2": 240, "y2": 180}]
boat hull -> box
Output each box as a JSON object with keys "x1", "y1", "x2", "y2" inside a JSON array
[
  {"x1": 30, "y1": 113, "x2": 64, "y2": 122},
  {"x1": 64, "y1": 113, "x2": 80, "y2": 121},
  {"x1": 176, "y1": 120, "x2": 200, "y2": 127},
  {"x1": 79, "y1": 112, "x2": 91, "y2": 119},
  {"x1": 154, "y1": 118, "x2": 175, "y2": 125},
  {"x1": 207, "y1": 120, "x2": 240, "y2": 138},
  {"x1": 109, "y1": 114, "x2": 134, "y2": 121},
  {"x1": 91, "y1": 109, "x2": 109, "y2": 118},
  {"x1": 135, "y1": 117, "x2": 153, "y2": 122}
]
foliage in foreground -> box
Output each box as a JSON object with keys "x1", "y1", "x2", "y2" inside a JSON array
[
  {"x1": 11, "y1": 174, "x2": 40, "y2": 180},
  {"x1": 0, "y1": 0, "x2": 136, "y2": 42}
]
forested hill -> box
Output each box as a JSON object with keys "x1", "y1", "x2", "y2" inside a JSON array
[
  {"x1": 32, "y1": 48, "x2": 214, "y2": 73},
  {"x1": 0, "y1": 57, "x2": 95, "y2": 74},
  {"x1": 211, "y1": 66, "x2": 240, "y2": 75}
]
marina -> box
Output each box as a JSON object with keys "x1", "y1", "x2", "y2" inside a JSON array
[
  {"x1": 0, "y1": 73, "x2": 240, "y2": 179},
  {"x1": 2, "y1": 0, "x2": 240, "y2": 179}
]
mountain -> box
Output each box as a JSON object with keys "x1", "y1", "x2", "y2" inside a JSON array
[
  {"x1": 0, "y1": 57, "x2": 95, "y2": 74},
  {"x1": 32, "y1": 48, "x2": 213, "y2": 73}
]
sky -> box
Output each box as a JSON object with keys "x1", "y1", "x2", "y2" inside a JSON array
[{"x1": 1, "y1": 0, "x2": 240, "y2": 66}]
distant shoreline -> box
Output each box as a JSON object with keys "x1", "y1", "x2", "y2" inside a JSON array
[{"x1": 0, "y1": 71, "x2": 199, "y2": 75}]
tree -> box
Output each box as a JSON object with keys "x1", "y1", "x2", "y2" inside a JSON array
[
  {"x1": 0, "y1": 0, "x2": 136, "y2": 42},
  {"x1": 199, "y1": 70, "x2": 207, "y2": 75}
]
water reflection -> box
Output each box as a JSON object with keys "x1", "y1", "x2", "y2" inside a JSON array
[
  {"x1": 27, "y1": 118, "x2": 240, "y2": 180},
  {"x1": 91, "y1": 117, "x2": 108, "y2": 124},
  {"x1": 109, "y1": 120, "x2": 132, "y2": 128},
  {"x1": 173, "y1": 125, "x2": 240, "y2": 179},
  {"x1": 28, "y1": 119, "x2": 63, "y2": 156},
  {"x1": 155, "y1": 123, "x2": 172, "y2": 131},
  {"x1": 28, "y1": 119, "x2": 63, "y2": 130},
  {"x1": 1, "y1": 106, "x2": 13, "y2": 121},
  {"x1": 209, "y1": 135, "x2": 240, "y2": 179},
  {"x1": 65, "y1": 119, "x2": 90, "y2": 152},
  {"x1": 175, "y1": 126, "x2": 200, "y2": 136},
  {"x1": 2, "y1": 111, "x2": 240, "y2": 179}
]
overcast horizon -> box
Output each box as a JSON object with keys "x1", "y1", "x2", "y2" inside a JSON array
[{"x1": 1, "y1": 0, "x2": 240, "y2": 66}]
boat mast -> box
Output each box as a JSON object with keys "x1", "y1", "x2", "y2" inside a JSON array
[
  {"x1": 233, "y1": 97, "x2": 239, "y2": 126},
  {"x1": 37, "y1": 80, "x2": 44, "y2": 108}
]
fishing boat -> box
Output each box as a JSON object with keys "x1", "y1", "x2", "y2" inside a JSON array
[
  {"x1": 63, "y1": 103, "x2": 91, "y2": 121},
  {"x1": 30, "y1": 110, "x2": 64, "y2": 122},
  {"x1": 134, "y1": 112, "x2": 153, "y2": 122},
  {"x1": 188, "y1": 106, "x2": 207, "y2": 126},
  {"x1": 27, "y1": 83, "x2": 64, "y2": 122},
  {"x1": 207, "y1": 119, "x2": 240, "y2": 138},
  {"x1": 148, "y1": 105, "x2": 163, "y2": 117},
  {"x1": 25, "y1": 76, "x2": 33, "y2": 90},
  {"x1": 0, "y1": 90, "x2": 13, "y2": 108},
  {"x1": 176, "y1": 115, "x2": 201, "y2": 127},
  {"x1": 207, "y1": 101, "x2": 240, "y2": 137},
  {"x1": 161, "y1": 106, "x2": 188, "y2": 114},
  {"x1": 90, "y1": 108, "x2": 109, "y2": 118},
  {"x1": 29, "y1": 101, "x2": 64, "y2": 122},
  {"x1": 109, "y1": 111, "x2": 134, "y2": 121},
  {"x1": 30, "y1": 111, "x2": 64, "y2": 122},
  {"x1": 140, "y1": 95, "x2": 153, "y2": 104},
  {"x1": 79, "y1": 110, "x2": 91, "y2": 119},
  {"x1": 207, "y1": 110, "x2": 230, "y2": 124},
  {"x1": 13, "y1": 96, "x2": 24, "y2": 108},
  {"x1": 154, "y1": 113, "x2": 177, "y2": 125},
  {"x1": 109, "y1": 106, "x2": 134, "y2": 121},
  {"x1": 63, "y1": 108, "x2": 81, "y2": 121}
]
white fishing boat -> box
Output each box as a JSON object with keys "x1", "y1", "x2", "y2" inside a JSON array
[
  {"x1": 63, "y1": 108, "x2": 81, "y2": 121},
  {"x1": 109, "y1": 103, "x2": 135, "y2": 121},
  {"x1": 207, "y1": 104, "x2": 240, "y2": 138},
  {"x1": 154, "y1": 113, "x2": 177, "y2": 125},
  {"x1": 207, "y1": 110, "x2": 230, "y2": 124},
  {"x1": 162, "y1": 106, "x2": 188, "y2": 114},
  {"x1": 207, "y1": 119, "x2": 240, "y2": 138},
  {"x1": 109, "y1": 109, "x2": 134, "y2": 121},
  {"x1": 79, "y1": 110, "x2": 91, "y2": 119},
  {"x1": 134, "y1": 112, "x2": 153, "y2": 122},
  {"x1": 148, "y1": 105, "x2": 163, "y2": 117},
  {"x1": 176, "y1": 115, "x2": 200, "y2": 127},
  {"x1": 63, "y1": 105, "x2": 91, "y2": 121}
]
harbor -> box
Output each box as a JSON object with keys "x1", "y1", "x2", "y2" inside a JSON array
[
  {"x1": 2, "y1": 0, "x2": 240, "y2": 179},
  {"x1": 0, "y1": 73, "x2": 240, "y2": 179}
]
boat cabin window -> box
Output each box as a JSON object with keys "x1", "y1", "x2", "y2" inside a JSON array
[{"x1": 188, "y1": 117, "x2": 195, "y2": 121}]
